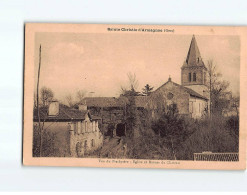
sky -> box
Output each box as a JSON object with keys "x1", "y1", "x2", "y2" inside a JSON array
[{"x1": 34, "y1": 32, "x2": 240, "y2": 101}]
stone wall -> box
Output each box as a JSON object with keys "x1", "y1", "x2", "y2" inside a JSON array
[
  {"x1": 181, "y1": 66, "x2": 207, "y2": 86},
  {"x1": 147, "y1": 81, "x2": 190, "y2": 119},
  {"x1": 87, "y1": 106, "x2": 125, "y2": 135}
]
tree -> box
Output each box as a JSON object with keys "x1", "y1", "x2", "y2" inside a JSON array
[
  {"x1": 207, "y1": 60, "x2": 231, "y2": 116},
  {"x1": 231, "y1": 95, "x2": 240, "y2": 118},
  {"x1": 151, "y1": 107, "x2": 194, "y2": 160},
  {"x1": 127, "y1": 72, "x2": 139, "y2": 91},
  {"x1": 40, "y1": 87, "x2": 54, "y2": 107},
  {"x1": 120, "y1": 72, "x2": 140, "y2": 96},
  {"x1": 142, "y1": 84, "x2": 154, "y2": 96},
  {"x1": 65, "y1": 94, "x2": 75, "y2": 107},
  {"x1": 125, "y1": 88, "x2": 139, "y2": 138},
  {"x1": 76, "y1": 90, "x2": 86, "y2": 103}
]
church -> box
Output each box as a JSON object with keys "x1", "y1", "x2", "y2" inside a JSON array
[{"x1": 147, "y1": 35, "x2": 209, "y2": 119}]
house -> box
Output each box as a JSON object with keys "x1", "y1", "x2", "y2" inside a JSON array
[{"x1": 33, "y1": 101, "x2": 103, "y2": 157}]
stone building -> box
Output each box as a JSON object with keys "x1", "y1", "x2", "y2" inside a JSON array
[
  {"x1": 82, "y1": 96, "x2": 148, "y2": 136},
  {"x1": 147, "y1": 35, "x2": 209, "y2": 119},
  {"x1": 147, "y1": 77, "x2": 208, "y2": 119},
  {"x1": 33, "y1": 101, "x2": 103, "y2": 157}
]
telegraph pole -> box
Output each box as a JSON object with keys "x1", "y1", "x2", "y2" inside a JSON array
[{"x1": 37, "y1": 44, "x2": 42, "y2": 156}]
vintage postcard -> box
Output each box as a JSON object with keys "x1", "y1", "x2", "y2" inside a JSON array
[{"x1": 23, "y1": 23, "x2": 246, "y2": 169}]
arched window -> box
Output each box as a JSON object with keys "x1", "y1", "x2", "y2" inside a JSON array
[
  {"x1": 188, "y1": 73, "x2": 192, "y2": 82},
  {"x1": 193, "y1": 73, "x2": 196, "y2": 81}
]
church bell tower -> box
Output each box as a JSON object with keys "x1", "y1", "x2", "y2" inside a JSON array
[{"x1": 181, "y1": 35, "x2": 208, "y2": 98}]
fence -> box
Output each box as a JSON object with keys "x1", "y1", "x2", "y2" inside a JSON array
[{"x1": 194, "y1": 152, "x2": 239, "y2": 161}]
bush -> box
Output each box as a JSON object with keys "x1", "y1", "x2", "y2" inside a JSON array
[
  {"x1": 33, "y1": 125, "x2": 59, "y2": 157},
  {"x1": 151, "y1": 110, "x2": 195, "y2": 160},
  {"x1": 177, "y1": 115, "x2": 239, "y2": 160}
]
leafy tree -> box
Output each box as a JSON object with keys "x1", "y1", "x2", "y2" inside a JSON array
[
  {"x1": 125, "y1": 88, "x2": 138, "y2": 138},
  {"x1": 151, "y1": 107, "x2": 194, "y2": 160},
  {"x1": 33, "y1": 125, "x2": 58, "y2": 157},
  {"x1": 142, "y1": 84, "x2": 154, "y2": 96}
]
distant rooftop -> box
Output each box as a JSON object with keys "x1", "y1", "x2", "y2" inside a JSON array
[
  {"x1": 83, "y1": 96, "x2": 149, "y2": 108},
  {"x1": 33, "y1": 104, "x2": 100, "y2": 122}
]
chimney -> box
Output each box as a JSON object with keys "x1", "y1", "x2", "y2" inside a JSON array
[
  {"x1": 78, "y1": 100, "x2": 87, "y2": 111},
  {"x1": 48, "y1": 101, "x2": 59, "y2": 116},
  {"x1": 168, "y1": 76, "x2": 172, "y2": 82}
]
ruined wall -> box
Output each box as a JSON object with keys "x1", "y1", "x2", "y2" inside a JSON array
[{"x1": 87, "y1": 106, "x2": 125, "y2": 135}]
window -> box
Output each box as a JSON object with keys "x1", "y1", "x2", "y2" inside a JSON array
[
  {"x1": 92, "y1": 121, "x2": 95, "y2": 132},
  {"x1": 73, "y1": 122, "x2": 77, "y2": 134},
  {"x1": 81, "y1": 121, "x2": 84, "y2": 133},
  {"x1": 189, "y1": 73, "x2": 192, "y2": 82},
  {"x1": 77, "y1": 122, "x2": 81, "y2": 134},
  {"x1": 167, "y1": 92, "x2": 174, "y2": 100},
  {"x1": 85, "y1": 121, "x2": 87, "y2": 132},
  {"x1": 193, "y1": 73, "x2": 196, "y2": 81},
  {"x1": 189, "y1": 101, "x2": 193, "y2": 113},
  {"x1": 84, "y1": 140, "x2": 88, "y2": 149},
  {"x1": 91, "y1": 139, "x2": 95, "y2": 147},
  {"x1": 167, "y1": 103, "x2": 177, "y2": 113}
]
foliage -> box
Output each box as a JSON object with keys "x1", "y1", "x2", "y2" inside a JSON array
[
  {"x1": 33, "y1": 125, "x2": 60, "y2": 157},
  {"x1": 142, "y1": 84, "x2": 154, "y2": 96},
  {"x1": 177, "y1": 115, "x2": 239, "y2": 160},
  {"x1": 151, "y1": 108, "x2": 195, "y2": 160},
  {"x1": 125, "y1": 88, "x2": 139, "y2": 138}
]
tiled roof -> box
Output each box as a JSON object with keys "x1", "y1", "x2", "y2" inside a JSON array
[
  {"x1": 183, "y1": 86, "x2": 208, "y2": 100},
  {"x1": 33, "y1": 104, "x2": 100, "y2": 122},
  {"x1": 83, "y1": 97, "x2": 126, "y2": 107},
  {"x1": 154, "y1": 80, "x2": 208, "y2": 100},
  {"x1": 134, "y1": 96, "x2": 149, "y2": 107},
  {"x1": 84, "y1": 96, "x2": 148, "y2": 108}
]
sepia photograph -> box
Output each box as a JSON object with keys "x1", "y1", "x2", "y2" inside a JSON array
[{"x1": 23, "y1": 23, "x2": 246, "y2": 169}]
